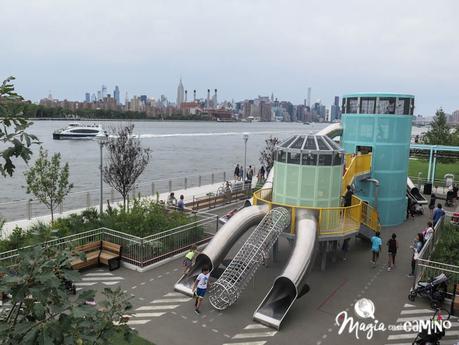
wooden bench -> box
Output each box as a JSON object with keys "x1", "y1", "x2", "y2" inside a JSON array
[
  {"x1": 99, "y1": 241, "x2": 122, "y2": 271},
  {"x1": 71, "y1": 241, "x2": 122, "y2": 271}
]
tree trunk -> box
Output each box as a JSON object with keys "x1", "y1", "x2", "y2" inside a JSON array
[
  {"x1": 123, "y1": 195, "x2": 126, "y2": 212},
  {"x1": 50, "y1": 201, "x2": 54, "y2": 223}
]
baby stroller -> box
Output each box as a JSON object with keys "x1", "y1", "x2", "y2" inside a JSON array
[
  {"x1": 446, "y1": 190, "x2": 455, "y2": 207},
  {"x1": 408, "y1": 273, "x2": 448, "y2": 307},
  {"x1": 412, "y1": 307, "x2": 450, "y2": 345}
]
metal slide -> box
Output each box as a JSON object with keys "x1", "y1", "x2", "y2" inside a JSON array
[
  {"x1": 407, "y1": 177, "x2": 428, "y2": 205},
  {"x1": 253, "y1": 209, "x2": 317, "y2": 330},
  {"x1": 174, "y1": 204, "x2": 268, "y2": 296},
  {"x1": 209, "y1": 208, "x2": 291, "y2": 310}
]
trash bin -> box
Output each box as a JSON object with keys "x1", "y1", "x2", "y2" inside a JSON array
[{"x1": 423, "y1": 182, "x2": 432, "y2": 195}]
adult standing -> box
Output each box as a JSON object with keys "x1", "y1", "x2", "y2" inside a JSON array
[
  {"x1": 387, "y1": 233, "x2": 398, "y2": 271},
  {"x1": 408, "y1": 233, "x2": 424, "y2": 277},
  {"x1": 342, "y1": 185, "x2": 353, "y2": 207},
  {"x1": 259, "y1": 166, "x2": 265, "y2": 180},
  {"x1": 234, "y1": 164, "x2": 240, "y2": 180},
  {"x1": 428, "y1": 193, "x2": 436, "y2": 216},
  {"x1": 432, "y1": 203, "x2": 445, "y2": 226}
]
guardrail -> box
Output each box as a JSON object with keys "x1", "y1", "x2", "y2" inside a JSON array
[
  {"x1": 0, "y1": 210, "x2": 219, "y2": 269},
  {"x1": 0, "y1": 170, "x2": 232, "y2": 222},
  {"x1": 414, "y1": 215, "x2": 459, "y2": 298},
  {"x1": 252, "y1": 188, "x2": 380, "y2": 237}
]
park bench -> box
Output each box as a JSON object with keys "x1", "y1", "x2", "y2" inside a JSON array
[{"x1": 71, "y1": 241, "x2": 122, "y2": 271}]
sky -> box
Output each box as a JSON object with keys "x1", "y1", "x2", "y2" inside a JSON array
[{"x1": 1, "y1": 0, "x2": 458, "y2": 116}]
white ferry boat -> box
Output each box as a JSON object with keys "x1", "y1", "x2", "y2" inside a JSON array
[{"x1": 53, "y1": 123, "x2": 106, "y2": 140}]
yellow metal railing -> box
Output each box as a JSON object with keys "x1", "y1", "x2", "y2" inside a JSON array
[
  {"x1": 342, "y1": 154, "x2": 372, "y2": 194},
  {"x1": 253, "y1": 189, "x2": 366, "y2": 237}
]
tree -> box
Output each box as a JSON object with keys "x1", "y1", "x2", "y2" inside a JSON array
[
  {"x1": 0, "y1": 245, "x2": 134, "y2": 345},
  {"x1": 259, "y1": 136, "x2": 280, "y2": 173},
  {"x1": 24, "y1": 147, "x2": 73, "y2": 222},
  {"x1": 423, "y1": 108, "x2": 452, "y2": 145},
  {"x1": 0, "y1": 76, "x2": 39, "y2": 177},
  {"x1": 103, "y1": 125, "x2": 151, "y2": 211}
]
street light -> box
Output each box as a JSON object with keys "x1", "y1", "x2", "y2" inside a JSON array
[
  {"x1": 243, "y1": 133, "x2": 249, "y2": 184},
  {"x1": 96, "y1": 132, "x2": 109, "y2": 215}
]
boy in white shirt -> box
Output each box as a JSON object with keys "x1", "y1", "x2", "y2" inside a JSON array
[{"x1": 192, "y1": 266, "x2": 211, "y2": 314}]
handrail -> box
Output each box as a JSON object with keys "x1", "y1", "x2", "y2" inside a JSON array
[{"x1": 342, "y1": 154, "x2": 372, "y2": 194}]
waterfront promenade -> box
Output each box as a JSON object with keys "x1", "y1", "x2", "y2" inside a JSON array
[{"x1": 1, "y1": 177, "x2": 254, "y2": 239}]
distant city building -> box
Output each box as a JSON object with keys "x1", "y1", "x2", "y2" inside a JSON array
[
  {"x1": 330, "y1": 96, "x2": 341, "y2": 122},
  {"x1": 114, "y1": 86, "x2": 120, "y2": 104},
  {"x1": 85, "y1": 92, "x2": 90, "y2": 103},
  {"x1": 140, "y1": 95, "x2": 148, "y2": 105},
  {"x1": 91, "y1": 93, "x2": 96, "y2": 102},
  {"x1": 101, "y1": 85, "x2": 107, "y2": 99},
  {"x1": 176, "y1": 78, "x2": 184, "y2": 108},
  {"x1": 97, "y1": 90, "x2": 102, "y2": 101}
]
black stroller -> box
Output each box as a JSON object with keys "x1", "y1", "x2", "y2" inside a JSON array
[
  {"x1": 412, "y1": 307, "x2": 450, "y2": 345},
  {"x1": 408, "y1": 273, "x2": 448, "y2": 307}
]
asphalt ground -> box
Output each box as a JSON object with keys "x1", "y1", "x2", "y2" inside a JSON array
[{"x1": 78, "y1": 203, "x2": 459, "y2": 345}]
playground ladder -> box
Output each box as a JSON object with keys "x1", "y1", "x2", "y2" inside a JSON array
[{"x1": 208, "y1": 207, "x2": 290, "y2": 310}]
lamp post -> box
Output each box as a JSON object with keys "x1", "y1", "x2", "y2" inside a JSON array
[
  {"x1": 96, "y1": 133, "x2": 108, "y2": 215},
  {"x1": 243, "y1": 133, "x2": 249, "y2": 184}
]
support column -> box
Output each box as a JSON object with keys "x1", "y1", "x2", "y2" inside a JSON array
[
  {"x1": 431, "y1": 150, "x2": 437, "y2": 184},
  {"x1": 427, "y1": 147, "x2": 433, "y2": 181}
]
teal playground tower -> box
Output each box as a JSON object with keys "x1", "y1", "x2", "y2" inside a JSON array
[{"x1": 341, "y1": 93, "x2": 414, "y2": 226}]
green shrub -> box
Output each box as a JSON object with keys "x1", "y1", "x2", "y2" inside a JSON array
[{"x1": 431, "y1": 223, "x2": 459, "y2": 265}]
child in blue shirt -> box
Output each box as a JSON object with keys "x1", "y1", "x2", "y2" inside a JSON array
[{"x1": 370, "y1": 232, "x2": 382, "y2": 266}]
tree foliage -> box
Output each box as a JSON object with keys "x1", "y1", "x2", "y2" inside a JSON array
[
  {"x1": 0, "y1": 245, "x2": 134, "y2": 345},
  {"x1": 24, "y1": 147, "x2": 73, "y2": 222},
  {"x1": 423, "y1": 108, "x2": 453, "y2": 145},
  {"x1": 0, "y1": 76, "x2": 39, "y2": 177},
  {"x1": 259, "y1": 136, "x2": 280, "y2": 172},
  {"x1": 103, "y1": 125, "x2": 151, "y2": 211}
]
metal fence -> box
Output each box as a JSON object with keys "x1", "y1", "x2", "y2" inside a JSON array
[
  {"x1": 0, "y1": 170, "x2": 232, "y2": 222},
  {"x1": 414, "y1": 215, "x2": 459, "y2": 298},
  {"x1": 0, "y1": 210, "x2": 219, "y2": 269}
]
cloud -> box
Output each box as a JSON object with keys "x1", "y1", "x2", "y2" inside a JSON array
[{"x1": 1, "y1": 0, "x2": 458, "y2": 114}]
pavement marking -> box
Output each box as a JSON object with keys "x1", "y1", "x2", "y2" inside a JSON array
[
  {"x1": 132, "y1": 312, "x2": 167, "y2": 318},
  {"x1": 403, "y1": 303, "x2": 415, "y2": 308},
  {"x1": 223, "y1": 334, "x2": 231, "y2": 338},
  {"x1": 151, "y1": 298, "x2": 191, "y2": 303},
  {"x1": 181, "y1": 315, "x2": 187, "y2": 320},
  {"x1": 174, "y1": 268, "x2": 179, "y2": 271},
  {"x1": 322, "y1": 334, "x2": 327, "y2": 339},
  {"x1": 396, "y1": 315, "x2": 432, "y2": 322},
  {"x1": 202, "y1": 324, "x2": 207, "y2": 328},
  {"x1": 232, "y1": 331, "x2": 278, "y2": 339},
  {"x1": 164, "y1": 292, "x2": 184, "y2": 297},
  {"x1": 138, "y1": 297, "x2": 145, "y2": 301},
  {"x1": 400, "y1": 308, "x2": 436, "y2": 315},
  {"x1": 126, "y1": 320, "x2": 151, "y2": 325},
  {"x1": 149, "y1": 278, "x2": 155, "y2": 281},
  {"x1": 212, "y1": 329, "x2": 219, "y2": 333},
  {"x1": 74, "y1": 282, "x2": 98, "y2": 287},
  {"x1": 102, "y1": 282, "x2": 119, "y2": 285},
  {"x1": 140, "y1": 282, "x2": 146, "y2": 286},
  {"x1": 84, "y1": 272, "x2": 114, "y2": 276},
  {"x1": 158, "y1": 275, "x2": 163, "y2": 278},
  {"x1": 223, "y1": 342, "x2": 266, "y2": 345},
  {"x1": 136, "y1": 305, "x2": 179, "y2": 311},
  {"x1": 166, "y1": 271, "x2": 170, "y2": 275},
  {"x1": 132, "y1": 286, "x2": 137, "y2": 289},
  {"x1": 244, "y1": 324, "x2": 269, "y2": 330},
  {"x1": 81, "y1": 277, "x2": 124, "y2": 281}
]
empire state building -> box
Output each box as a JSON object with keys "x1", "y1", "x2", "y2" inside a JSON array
[{"x1": 176, "y1": 78, "x2": 184, "y2": 108}]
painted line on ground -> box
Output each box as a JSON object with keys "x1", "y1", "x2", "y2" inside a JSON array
[
  {"x1": 243, "y1": 324, "x2": 269, "y2": 330},
  {"x1": 232, "y1": 331, "x2": 278, "y2": 339},
  {"x1": 84, "y1": 272, "x2": 114, "y2": 276},
  {"x1": 400, "y1": 308, "x2": 437, "y2": 315},
  {"x1": 151, "y1": 298, "x2": 191, "y2": 303},
  {"x1": 132, "y1": 312, "x2": 167, "y2": 318},
  {"x1": 74, "y1": 282, "x2": 98, "y2": 286},
  {"x1": 81, "y1": 277, "x2": 124, "y2": 281},
  {"x1": 164, "y1": 292, "x2": 184, "y2": 297},
  {"x1": 223, "y1": 342, "x2": 267, "y2": 345},
  {"x1": 136, "y1": 305, "x2": 179, "y2": 311},
  {"x1": 126, "y1": 320, "x2": 151, "y2": 325}
]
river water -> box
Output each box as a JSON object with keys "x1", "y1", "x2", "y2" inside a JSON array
[{"x1": 2, "y1": 120, "x2": 322, "y2": 203}]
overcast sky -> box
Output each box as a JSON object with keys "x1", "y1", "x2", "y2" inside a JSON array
[{"x1": 1, "y1": 0, "x2": 458, "y2": 115}]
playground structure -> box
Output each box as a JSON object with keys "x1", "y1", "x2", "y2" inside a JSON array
[{"x1": 175, "y1": 92, "x2": 415, "y2": 329}]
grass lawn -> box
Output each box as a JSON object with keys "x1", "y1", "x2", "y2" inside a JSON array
[
  {"x1": 408, "y1": 158, "x2": 459, "y2": 181},
  {"x1": 111, "y1": 332, "x2": 154, "y2": 345}
]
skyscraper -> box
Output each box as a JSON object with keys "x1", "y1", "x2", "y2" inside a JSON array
[
  {"x1": 307, "y1": 87, "x2": 311, "y2": 107},
  {"x1": 85, "y1": 93, "x2": 90, "y2": 103},
  {"x1": 176, "y1": 78, "x2": 184, "y2": 108},
  {"x1": 101, "y1": 85, "x2": 107, "y2": 99},
  {"x1": 114, "y1": 86, "x2": 120, "y2": 104}
]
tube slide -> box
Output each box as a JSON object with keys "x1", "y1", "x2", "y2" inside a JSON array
[
  {"x1": 174, "y1": 204, "x2": 268, "y2": 296},
  {"x1": 316, "y1": 122, "x2": 343, "y2": 140},
  {"x1": 253, "y1": 209, "x2": 317, "y2": 330},
  {"x1": 407, "y1": 177, "x2": 428, "y2": 205}
]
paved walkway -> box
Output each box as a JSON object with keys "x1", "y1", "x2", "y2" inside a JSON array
[{"x1": 73, "y1": 206, "x2": 459, "y2": 345}]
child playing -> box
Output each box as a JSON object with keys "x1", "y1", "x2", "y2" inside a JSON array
[
  {"x1": 192, "y1": 266, "x2": 210, "y2": 314},
  {"x1": 370, "y1": 232, "x2": 382, "y2": 266},
  {"x1": 183, "y1": 244, "x2": 198, "y2": 274},
  {"x1": 387, "y1": 233, "x2": 398, "y2": 271}
]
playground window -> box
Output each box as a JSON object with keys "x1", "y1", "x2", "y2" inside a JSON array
[
  {"x1": 318, "y1": 154, "x2": 332, "y2": 166},
  {"x1": 346, "y1": 97, "x2": 358, "y2": 113},
  {"x1": 287, "y1": 152, "x2": 301, "y2": 164},
  {"x1": 377, "y1": 97, "x2": 396, "y2": 114},
  {"x1": 360, "y1": 97, "x2": 376, "y2": 114},
  {"x1": 277, "y1": 150, "x2": 287, "y2": 162},
  {"x1": 302, "y1": 153, "x2": 317, "y2": 165}
]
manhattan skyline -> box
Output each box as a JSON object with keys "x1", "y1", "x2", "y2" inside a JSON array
[{"x1": 1, "y1": 0, "x2": 459, "y2": 115}]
